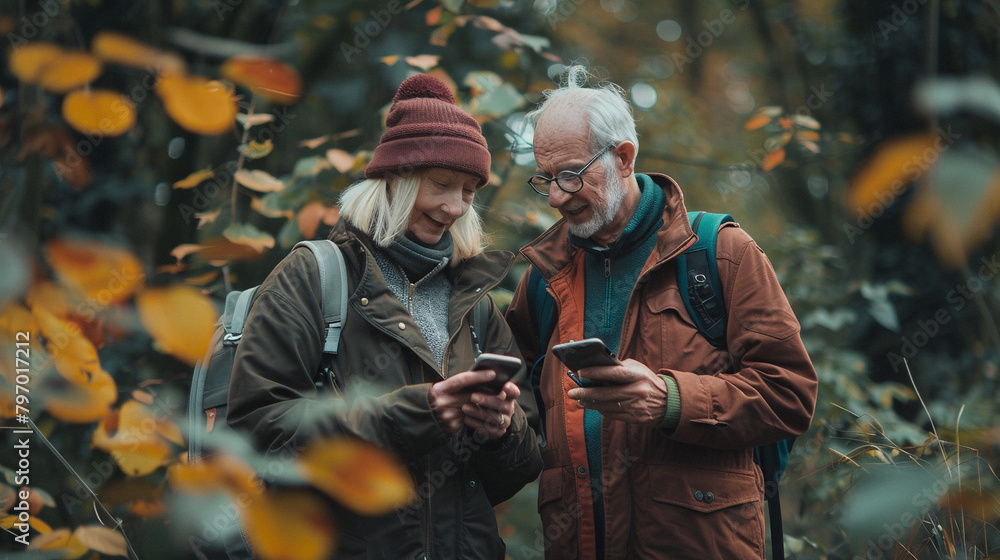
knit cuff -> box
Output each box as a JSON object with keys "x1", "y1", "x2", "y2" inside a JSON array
[{"x1": 658, "y1": 374, "x2": 682, "y2": 433}]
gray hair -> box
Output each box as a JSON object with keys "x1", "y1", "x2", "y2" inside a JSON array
[{"x1": 526, "y1": 65, "x2": 639, "y2": 167}]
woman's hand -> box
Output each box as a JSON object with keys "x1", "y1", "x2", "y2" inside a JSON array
[
  {"x1": 462, "y1": 379, "x2": 520, "y2": 440},
  {"x1": 428, "y1": 369, "x2": 499, "y2": 434}
]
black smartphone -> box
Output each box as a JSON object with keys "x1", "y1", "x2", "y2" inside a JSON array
[
  {"x1": 550, "y1": 338, "x2": 622, "y2": 387},
  {"x1": 467, "y1": 353, "x2": 523, "y2": 394}
]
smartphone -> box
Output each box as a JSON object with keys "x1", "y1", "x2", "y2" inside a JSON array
[
  {"x1": 550, "y1": 338, "x2": 622, "y2": 387},
  {"x1": 467, "y1": 353, "x2": 523, "y2": 394}
]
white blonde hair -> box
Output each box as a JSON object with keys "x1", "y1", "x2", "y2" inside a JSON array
[{"x1": 338, "y1": 171, "x2": 485, "y2": 261}]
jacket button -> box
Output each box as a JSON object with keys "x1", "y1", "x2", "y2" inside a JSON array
[
  {"x1": 577, "y1": 466, "x2": 586, "y2": 475},
  {"x1": 705, "y1": 492, "x2": 714, "y2": 503},
  {"x1": 694, "y1": 490, "x2": 704, "y2": 501},
  {"x1": 360, "y1": 297, "x2": 369, "y2": 306},
  {"x1": 398, "y1": 322, "x2": 406, "y2": 330},
  {"x1": 469, "y1": 480, "x2": 477, "y2": 488}
]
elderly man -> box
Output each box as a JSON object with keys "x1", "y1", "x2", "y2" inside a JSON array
[{"x1": 505, "y1": 66, "x2": 818, "y2": 559}]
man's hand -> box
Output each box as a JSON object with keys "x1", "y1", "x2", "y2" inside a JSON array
[{"x1": 566, "y1": 359, "x2": 669, "y2": 426}]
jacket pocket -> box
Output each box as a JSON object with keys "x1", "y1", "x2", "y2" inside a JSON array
[
  {"x1": 536, "y1": 466, "x2": 578, "y2": 559},
  {"x1": 628, "y1": 463, "x2": 765, "y2": 559},
  {"x1": 639, "y1": 283, "x2": 725, "y2": 374}
]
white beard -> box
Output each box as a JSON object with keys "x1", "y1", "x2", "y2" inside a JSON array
[{"x1": 567, "y1": 165, "x2": 628, "y2": 239}]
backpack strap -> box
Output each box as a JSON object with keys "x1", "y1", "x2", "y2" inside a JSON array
[
  {"x1": 294, "y1": 240, "x2": 348, "y2": 356},
  {"x1": 469, "y1": 295, "x2": 492, "y2": 356},
  {"x1": 526, "y1": 265, "x2": 556, "y2": 445},
  {"x1": 676, "y1": 211, "x2": 734, "y2": 348}
]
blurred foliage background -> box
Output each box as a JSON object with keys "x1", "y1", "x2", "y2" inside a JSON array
[{"x1": 1, "y1": 0, "x2": 999, "y2": 558}]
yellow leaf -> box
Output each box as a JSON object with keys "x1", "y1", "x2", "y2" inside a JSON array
[
  {"x1": 168, "y1": 453, "x2": 260, "y2": 497},
  {"x1": 8, "y1": 42, "x2": 64, "y2": 84},
  {"x1": 40, "y1": 365, "x2": 117, "y2": 424},
  {"x1": 30, "y1": 306, "x2": 99, "y2": 384},
  {"x1": 243, "y1": 489, "x2": 338, "y2": 560},
  {"x1": 37, "y1": 51, "x2": 103, "y2": 94},
  {"x1": 92, "y1": 400, "x2": 179, "y2": 476},
  {"x1": 380, "y1": 55, "x2": 400, "y2": 66},
  {"x1": 44, "y1": 238, "x2": 145, "y2": 304},
  {"x1": 239, "y1": 139, "x2": 274, "y2": 159},
  {"x1": 222, "y1": 223, "x2": 276, "y2": 254},
  {"x1": 155, "y1": 74, "x2": 238, "y2": 136},
  {"x1": 73, "y1": 526, "x2": 128, "y2": 557},
  {"x1": 173, "y1": 167, "x2": 215, "y2": 189},
  {"x1": 298, "y1": 438, "x2": 414, "y2": 516},
  {"x1": 846, "y1": 133, "x2": 937, "y2": 217},
  {"x1": 136, "y1": 285, "x2": 219, "y2": 366},
  {"x1": 29, "y1": 528, "x2": 89, "y2": 558},
  {"x1": 300, "y1": 134, "x2": 330, "y2": 149},
  {"x1": 234, "y1": 169, "x2": 285, "y2": 192},
  {"x1": 91, "y1": 31, "x2": 186, "y2": 75},
  {"x1": 221, "y1": 55, "x2": 302, "y2": 105},
  {"x1": 761, "y1": 148, "x2": 786, "y2": 171},
  {"x1": 62, "y1": 89, "x2": 136, "y2": 137},
  {"x1": 236, "y1": 113, "x2": 276, "y2": 128},
  {"x1": 405, "y1": 54, "x2": 440, "y2": 71}
]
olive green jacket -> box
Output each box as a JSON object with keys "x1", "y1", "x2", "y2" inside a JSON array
[{"x1": 228, "y1": 221, "x2": 542, "y2": 560}]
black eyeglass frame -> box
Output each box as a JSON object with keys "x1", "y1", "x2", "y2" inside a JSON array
[{"x1": 527, "y1": 143, "x2": 618, "y2": 196}]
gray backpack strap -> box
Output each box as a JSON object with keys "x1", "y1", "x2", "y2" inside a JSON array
[
  {"x1": 224, "y1": 287, "x2": 259, "y2": 344},
  {"x1": 293, "y1": 240, "x2": 348, "y2": 355}
]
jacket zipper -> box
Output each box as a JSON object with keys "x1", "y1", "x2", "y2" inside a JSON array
[{"x1": 604, "y1": 256, "x2": 612, "y2": 328}]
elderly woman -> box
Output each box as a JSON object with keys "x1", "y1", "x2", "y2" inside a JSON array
[{"x1": 228, "y1": 74, "x2": 541, "y2": 560}]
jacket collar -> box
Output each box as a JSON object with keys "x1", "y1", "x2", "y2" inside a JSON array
[{"x1": 521, "y1": 173, "x2": 695, "y2": 280}]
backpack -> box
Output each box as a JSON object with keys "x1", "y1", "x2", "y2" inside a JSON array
[
  {"x1": 526, "y1": 211, "x2": 793, "y2": 560},
  {"x1": 187, "y1": 239, "x2": 494, "y2": 560}
]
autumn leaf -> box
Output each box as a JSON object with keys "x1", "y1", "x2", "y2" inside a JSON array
[
  {"x1": 325, "y1": 149, "x2": 356, "y2": 173},
  {"x1": 380, "y1": 55, "x2": 400, "y2": 66},
  {"x1": 744, "y1": 114, "x2": 772, "y2": 131},
  {"x1": 405, "y1": 54, "x2": 440, "y2": 71},
  {"x1": 846, "y1": 133, "x2": 937, "y2": 216},
  {"x1": 91, "y1": 31, "x2": 186, "y2": 75},
  {"x1": 221, "y1": 55, "x2": 303, "y2": 105},
  {"x1": 173, "y1": 167, "x2": 215, "y2": 189},
  {"x1": 155, "y1": 73, "x2": 238, "y2": 136},
  {"x1": 234, "y1": 169, "x2": 285, "y2": 192},
  {"x1": 223, "y1": 223, "x2": 277, "y2": 254},
  {"x1": 36, "y1": 51, "x2": 103, "y2": 94},
  {"x1": 298, "y1": 438, "x2": 414, "y2": 516},
  {"x1": 297, "y1": 201, "x2": 341, "y2": 239},
  {"x1": 44, "y1": 238, "x2": 146, "y2": 304},
  {"x1": 62, "y1": 89, "x2": 137, "y2": 137},
  {"x1": 425, "y1": 5, "x2": 443, "y2": 25},
  {"x1": 92, "y1": 400, "x2": 181, "y2": 476},
  {"x1": 236, "y1": 113, "x2": 276, "y2": 128},
  {"x1": 243, "y1": 489, "x2": 338, "y2": 560},
  {"x1": 73, "y1": 526, "x2": 128, "y2": 557},
  {"x1": 30, "y1": 306, "x2": 100, "y2": 385},
  {"x1": 793, "y1": 114, "x2": 822, "y2": 130},
  {"x1": 762, "y1": 148, "x2": 786, "y2": 171},
  {"x1": 136, "y1": 285, "x2": 219, "y2": 366},
  {"x1": 8, "y1": 42, "x2": 63, "y2": 84},
  {"x1": 239, "y1": 139, "x2": 274, "y2": 159},
  {"x1": 28, "y1": 528, "x2": 90, "y2": 558},
  {"x1": 37, "y1": 365, "x2": 117, "y2": 424}
]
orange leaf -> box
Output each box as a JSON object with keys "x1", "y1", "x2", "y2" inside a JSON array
[
  {"x1": 155, "y1": 74, "x2": 238, "y2": 136},
  {"x1": 136, "y1": 285, "x2": 219, "y2": 366},
  {"x1": 44, "y1": 238, "x2": 146, "y2": 304},
  {"x1": 91, "y1": 31, "x2": 186, "y2": 75},
  {"x1": 62, "y1": 89, "x2": 136, "y2": 137},
  {"x1": 234, "y1": 169, "x2": 284, "y2": 192},
  {"x1": 846, "y1": 133, "x2": 937, "y2": 216},
  {"x1": 744, "y1": 114, "x2": 771, "y2": 131},
  {"x1": 8, "y1": 42, "x2": 63, "y2": 84},
  {"x1": 300, "y1": 134, "x2": 330, "y2": 149},
  {"x1": 37, "y1": 51, "x2": 103, "y2": 94},
  {"x1": 168, "y1": 453, "x2": 260, "y2": 497},
  {"x1": 425, "y1": 5, "x2": 443, "y2": 25},
  {"x1": 298, "y1": 438, "x2": 414, "y2": 516},
  {"x1": 761, "y1": 148, "x2": 786, "y2": 171},
  {"x1": 30, "y1": 306, "x2": 99, "y2": 384},
  {"x1": 173, "y1": 167, "x2": 215, "y2": 189},
  {"x1": 405, "y1": 54, "x2": 440, "y2": 71},
  {"x1": 243, "y1": 488, "x2": 338, "y2": 560},
  {"x1": 777, "y1": 116, "x2": 793, "y2": 130},
  {"x1": 380, "y1": 55, "x2": 400, "y2": 66},
  {"x1": 72, "y1": 526, "x2": 128, "y2": 557},
  {"x1": 39, "y1": 365, "x2": 117, "y2": 424},
  {"x1": 221, "y1": 56, "x2": 302, "y2": 105},
  {"x1": 796, "y1": 129, "x2": 821, "y2": 142},
  {"x1": 298, "y1": 201, "x2": 340, "y2": 239}
]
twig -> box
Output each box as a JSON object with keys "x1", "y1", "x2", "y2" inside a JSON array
[{"x1": 24, "y1": 417, "x2": 140, "y2": 560}]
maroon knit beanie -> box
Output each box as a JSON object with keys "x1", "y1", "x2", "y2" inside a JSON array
[{"x1": 364, "y1": 74, "x2": 491, "y2": 187}]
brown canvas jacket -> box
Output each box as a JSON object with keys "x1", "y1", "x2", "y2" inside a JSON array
[
  {"x1": 228, "y1": 221, "x2": 542, "y2": 560},
  {"x1": 505, "y1": 173, "x2": 818, "y2": 559}
]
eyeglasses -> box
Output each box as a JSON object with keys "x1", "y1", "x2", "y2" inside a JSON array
[{"x1": 527, "y1": 144, "x2": 617, "y2": 196}]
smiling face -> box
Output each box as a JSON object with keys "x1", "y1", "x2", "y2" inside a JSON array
[
  {"x1": 405, "y1": 168, "x2": 479, "y2": 245},
  {"x1": 532, "y1": 98, "x2": 637, "y2": 246}
]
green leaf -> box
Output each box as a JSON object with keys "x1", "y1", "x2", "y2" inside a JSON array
[
  {"x1": 440, "y1": 0, "x2": 464, "y2": 13},
  {"x1": 223, "y1": 223, "x2": 276, "y2": 253}
]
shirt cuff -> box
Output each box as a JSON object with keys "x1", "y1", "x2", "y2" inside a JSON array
[{"x1": 658, "y1": 374, "x2": 682, "y2": 432}]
